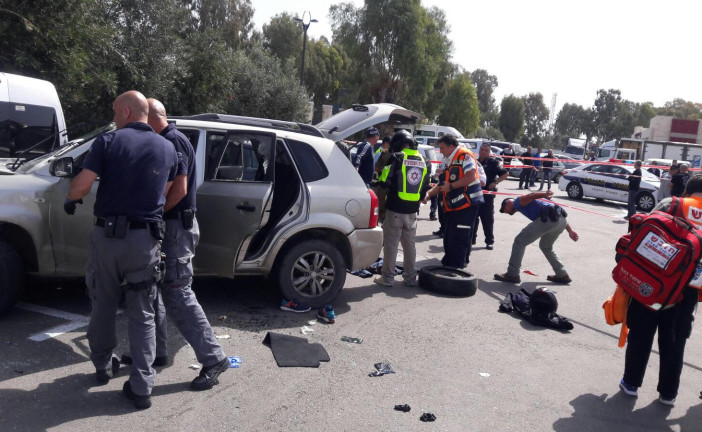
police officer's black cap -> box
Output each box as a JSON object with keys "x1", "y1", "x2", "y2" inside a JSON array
[{"x1": 366, "y1": 127, "x2": 380, "y2": 137}]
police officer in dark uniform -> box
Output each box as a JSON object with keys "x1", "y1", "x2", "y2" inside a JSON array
[
  {"x1": 145, "y1": 98, "x2": 229, "y2": 390},
  {"x1": 518, "y1": 146, "x2": 533, "y2": 189},
  {"x1": 65, "y1": 91, "x2": 178, "y2": 409},
  {"x1": 373, "y1": 130, "x2": 430, "y2": 287},
  {"x1": 473, "y1": 142, "x2": 508, "y2": 250}
]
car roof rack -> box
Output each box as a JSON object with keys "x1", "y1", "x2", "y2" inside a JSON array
[{"x1": 170, "y1": 113, "x2": 325, "y2": 138}]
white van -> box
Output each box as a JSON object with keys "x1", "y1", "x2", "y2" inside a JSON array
[
  {"x1": 0, "y1": 72, "x2": 67, "y2": 160},
  {"x1": 394, "y1": 123, "x2": 464, "y2": 139}
]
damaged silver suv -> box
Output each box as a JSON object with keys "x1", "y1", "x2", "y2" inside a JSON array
[{"x1": 0, "y1": 104, "x2": 422, "y2": 313}]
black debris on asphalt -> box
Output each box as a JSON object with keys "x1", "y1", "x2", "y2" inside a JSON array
[
  {"x1": 394, "y1": 404, "x2": 411, "y2": 412},
  {"x1": 368, "y1": 362, "x2": 395, "y2": 377},
  {"x1": 420, "y1": 413, "x2": 436, "y2": 422}
]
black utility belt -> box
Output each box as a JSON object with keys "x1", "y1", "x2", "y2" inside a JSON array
[
  {"x1": 95, "y1": 217, "x2": 148, "y2": 230},
  {"x1": 163, "y1": 209, "x2": 195, "y2": 229},
  {"x1": 163, "y1": 209, "x2": 194, "y2": 220},
  {"x1": 95, "y1": 216, "x2": 164, "y2": 240}
]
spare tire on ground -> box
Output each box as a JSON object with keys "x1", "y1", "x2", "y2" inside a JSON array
[{"x1": 418, "y1": 266, "x2": 478, "y2": 297}]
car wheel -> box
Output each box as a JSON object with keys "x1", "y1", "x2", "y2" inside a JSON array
[
  {"x1": 566, "y1": 182, "x2": 583, "y2": 199},
  {"x1": 418, "y1": 266, "x2": 478, "y2": 297},
  {"x1": 636, "y1": 191, "x2": 656, "y2": 212},
  {"x1": 0, "y1": 240, "x2": 24, "y2": 314},
  {"x1": 277, "y1": 239, "x2": 346, "y2": 308}
]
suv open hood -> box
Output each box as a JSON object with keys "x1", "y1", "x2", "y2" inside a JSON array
[{"x1": 315, "y1": 103, "x2": 423, "y2": 142}]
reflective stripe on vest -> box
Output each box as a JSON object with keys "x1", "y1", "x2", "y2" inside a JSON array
[
  {"x1": 397, "y1": 148, "x2": 427, "y2": 202},
  {"x1": 442, "y1": 147, "x2": 484, "y2": 212}
]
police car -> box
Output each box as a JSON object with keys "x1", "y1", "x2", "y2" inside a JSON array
[{"x1": 558, "y1": 163, "x2": 660, "y2": 211}]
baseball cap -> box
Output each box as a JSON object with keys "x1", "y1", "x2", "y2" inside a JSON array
[{"x1": 365, "y1": 127, "x2": 380, "y2": 137}]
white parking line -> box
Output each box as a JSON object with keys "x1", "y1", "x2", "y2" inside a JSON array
[{"x1": 16, "y1": 303, "x2": 121, "y2": 342}]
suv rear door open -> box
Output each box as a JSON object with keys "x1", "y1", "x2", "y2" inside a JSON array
[{"x1": 195, "y1": 130, "x2": 275, "y2": 276}]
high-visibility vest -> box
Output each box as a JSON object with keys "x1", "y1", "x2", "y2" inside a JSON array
[
  {"x1": 394, "y1": 148, "x2": 427, "y2": 202},
  {"x1": 442, "y1": 147, "x2": 484, "y2": 212},
  {"x1": 673, "y1": 196, "x2": 702, "y2": 228},
  {"x1": 374, "y1": 147, "x2": 382, "y2": 164}
]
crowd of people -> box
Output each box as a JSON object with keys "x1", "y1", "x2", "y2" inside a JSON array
[
  {"x1": 357, "y1": 132, "x2": 702, "y2": 409},
  {"x1": 65, "y1": 98, "x2": 701, "y2": 412},
  {"x1": 358, "y1": 131, "x2": 579, "y2": 287}
]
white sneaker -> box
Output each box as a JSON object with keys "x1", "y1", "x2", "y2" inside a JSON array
[
  {"x1": 374, "y1": 277, "x2": 392, "y2": 287},
  {"x1": 658, "y1": 395, "x2": 675, "y2": 406}
]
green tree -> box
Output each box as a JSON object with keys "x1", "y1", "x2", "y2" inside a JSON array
[
  {"x1": 499, "y1": 95, "x2": 525, "y2": 142},
  {"x1": 304, "y1": 39, "x2": 349, "y2": 110},
  {"x1": 520, "y1": 93, "x2": 549, "y2": 148},
  {"x1": 555, "y1": 103, "x2": 587, "y2": 138},
  {"x1": 593, "y1": 89, "x2": 623, "y2": 141},
  {"x1": 634, "y1": 102, "x2": 656, "y2": 127},
  {"x1": 104, "y1": 0, "x2": 192, "y2": 109},
  {"x1": 655, "y1": 98, "x2": 702, "y2": 120},
  {"x1": 472, "y1": 126, "x2": 504, "y2": 140},
  {"x1": 188, "y1": 0, "x2": 254, "y2": 49},
  {"x1": 423, "y1": 61, "x2": 458, "y2": 122},
  {"x1": 470, "y1": 69, "x2": 499, "y2": 127},
  {"x1": 330, "y1": 0, "x2": 452, "y2": 113},
  {"x1": 224, "y1": 45, "x2": 311, "y2": 122},
  {"x1": 262, "y1": 13, "x2": 301, "y2": 62},
  {"x1": 169, "y1": 29, "x2": 238, "y2": 115},
  {"x1": 436, "y1": 72, "x2": 480, "y2": 136},
  {"x1": 0, "y1": 0, "x2": 118, "y2": 126}
]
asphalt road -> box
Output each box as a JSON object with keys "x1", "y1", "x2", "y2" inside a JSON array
[{"x1": 1, "y1": 178, "x2": 702, "y2": 432}]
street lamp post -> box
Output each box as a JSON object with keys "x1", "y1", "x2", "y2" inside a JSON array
[{"x1": 294, "y1": 11, "x2": 317, "y2": 86}]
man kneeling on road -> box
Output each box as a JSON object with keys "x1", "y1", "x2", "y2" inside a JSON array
[{"x1": 494, "y1": 190, "x2": 579, "y2": 284}]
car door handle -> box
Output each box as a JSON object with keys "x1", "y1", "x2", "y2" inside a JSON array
[{"x1": 236, "y1": 204, "x2": 256, "y2": 212}]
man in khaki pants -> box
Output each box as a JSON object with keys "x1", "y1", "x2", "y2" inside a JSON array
[{"x1": 374, "y1": 131, "x2": 430, "y2": 287}]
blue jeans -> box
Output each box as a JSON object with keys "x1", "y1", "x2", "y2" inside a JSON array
[{"x1": 540, "y1": 169, "x2": 553, "y2": 190}]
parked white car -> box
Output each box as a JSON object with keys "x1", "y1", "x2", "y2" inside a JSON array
[{"x1": 558, "y1": 163, "x2": 660, "y2": 212}]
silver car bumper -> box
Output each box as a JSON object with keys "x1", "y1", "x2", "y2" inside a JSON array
[{"x1": 348, "y1": 227, "x2": 383, "y2": 270}]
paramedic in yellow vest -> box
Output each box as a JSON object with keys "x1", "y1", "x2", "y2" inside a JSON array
[
  {"x1": 619, "y1": 174, "x2": 702, "y2": 406},
  {"x1": 423, "y1": 134, "x2": 484, "y2": 268},
  {"x1": 374, "y1": 130, "x2": 430, "y2": 287}
]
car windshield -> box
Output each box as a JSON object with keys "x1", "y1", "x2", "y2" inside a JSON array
[{"x1": 16, "y1": 122, "x2": 115, "y2": 173}]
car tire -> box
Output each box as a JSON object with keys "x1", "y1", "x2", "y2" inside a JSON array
[
  {"x1": 276, "y1": 239, "x2": 346, "y2": 308},
  {"x1": 418, "y1": 266, "x2": 478, "y2": 297},
  {"x1": 0, "y1": 240, "x2": 24, "y2": 314},
  {"x1": 636, "y1": 191, "x2": 656, "y2": 212},
  {"x1": 566, "y1": 181, "x2": 583, "y2": 199}
]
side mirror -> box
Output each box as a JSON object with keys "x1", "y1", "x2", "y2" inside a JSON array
[{"x1": 50, "y1": 157, "x2": 74, "y2": 177}]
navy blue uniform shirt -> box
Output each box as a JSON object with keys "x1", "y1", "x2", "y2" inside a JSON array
[
  {"x1": 353, "y1": 141, "x2": 374, "y2": 185},
  {"x1": 513, "y1": 197, "x2": 554, "y2": 221},
  {"x1": 161, "y1": 122, "x2": 197, "y2": 214},
  {"x1": 481, "y1": 157, "x2": 508, "y2": 198},
  {"x1": 83, "y1": 122, "x2": 178, "y2": 222}
]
